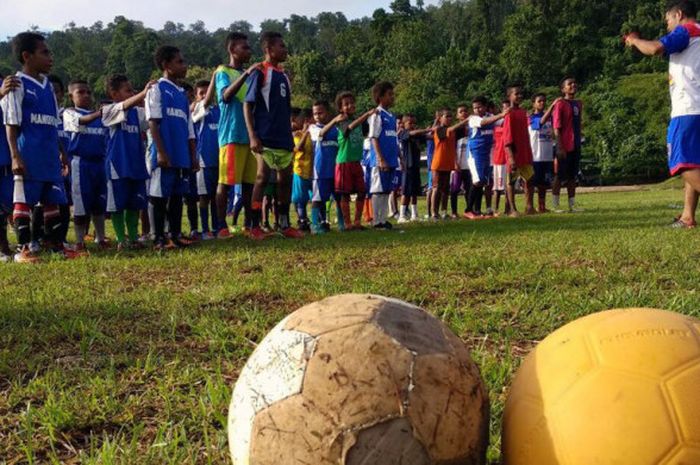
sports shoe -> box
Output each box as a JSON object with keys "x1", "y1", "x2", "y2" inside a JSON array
[
  {"x1": 569, "y1": 206, "x2": 584, "y2": 213},
  {"x1": 281, "y1": 227, "x2": 305, "y2": 239},
  {"x1": 249, "y1": 227, "x2": 272, "y2": 241},
  {"x1": 29, "y1": 241, "x2": 41, "y2": 254},
  {"x1": 74, "y1": 243, "x2": 91, "y2": 257},
  {"x1": 670, "y1": 217, "x2": 696, "y2": 229},
  {"x1": 397, "y1": 216, "x2": 410, "y2": 224},
  {"x1": 216, "y1": 228, "x2": 232, "y2": 239},
  {"x1": 14, "y1": 245, "x2": 40, "y2": 264},
  {"x1": 201, "y1": 231, "x2": 215, "y2": 241}
]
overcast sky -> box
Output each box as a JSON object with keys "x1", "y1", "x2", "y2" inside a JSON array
[{"x1": 0, "y1": 0, "x2": 440, "y2": 39}]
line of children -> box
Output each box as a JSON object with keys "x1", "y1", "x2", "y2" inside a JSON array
[{"x1": 0, "y1": 28, "x2": 591, "y2": 263}]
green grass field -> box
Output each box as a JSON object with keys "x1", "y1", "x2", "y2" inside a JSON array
[{"x1": 2, "y1": 187, "x2": 699, "y2": 464}]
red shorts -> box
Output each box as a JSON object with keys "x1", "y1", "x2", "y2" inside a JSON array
[{"x1": 334, "y1": 162, "x2": 365, "y2": 195}]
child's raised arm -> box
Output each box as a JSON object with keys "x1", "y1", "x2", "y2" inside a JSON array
[
  {"x1": 477, "y1": 108, "x2": 511, "y2": 127},
  {"x1": 319, "y1": 113, "x2": 347, "y2": 138},
  {"x1": 347, "y1": 108, "x2": 377, "y2": 133}
]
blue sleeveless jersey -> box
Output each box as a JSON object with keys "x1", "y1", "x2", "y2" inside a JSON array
[
  {"x1": 147, "y1": 79, "x2": 193, "y2": 169},
  {"x1": 369, "y1": 109, "x2": 399, "y2": 168},
  {"x1": 195, "y1": 106, "x2": 220, "y2": 167},
  {"x1": 65, "y1": 108, "x2": 107, "y2": 161}
]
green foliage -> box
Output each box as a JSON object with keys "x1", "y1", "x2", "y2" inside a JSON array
[{"x1": 0, "y1": 0, "x2": 680, "y2": 182}]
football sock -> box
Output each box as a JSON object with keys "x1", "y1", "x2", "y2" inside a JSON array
[
  {"x1": 124, "y1": 210, "x2": 139, "y2": 242},
  {"x1": 112, "y1": 211, "x2": 126, "y2": 243},
  {"x1": 74, "y1": 220, "x2": 87, "y2": 245},
  {"x1": 200, "y1": 206, "x2": 210, "y2": 233},
  {"x1": 93, "y1": 214, "x2": 106, "y2": 243},
  {"x1": 168, "y1": 195, "x2": 183, "y2": 238}
]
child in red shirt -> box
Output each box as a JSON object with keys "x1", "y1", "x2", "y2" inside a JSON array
[{"x1": 502, "y1": 85, "x2": 535, "y2": 217}]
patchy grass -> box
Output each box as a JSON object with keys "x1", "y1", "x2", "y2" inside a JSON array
[{"x1": 1, "y1": 188, "x2": 699, "y2": 464}]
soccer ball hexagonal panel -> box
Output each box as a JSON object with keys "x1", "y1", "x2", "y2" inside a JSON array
[{"x1": 665, "y1": 362, "x2": 700, "y2": 445}]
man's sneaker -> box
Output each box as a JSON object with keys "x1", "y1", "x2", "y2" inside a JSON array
[
  {"x1": 671, "y1": 217, "x2": 696, "y2": 229},
  {"x1": 397, "y1": 216, "x2": 410, "y2": 224},
  {"x1": 383, "y1": 221, "x2": 393, "y2": 230},
  {"x1": 14, "y1": 245, "x2": 40, "y2": 264},
  {"x1": 216, "y1": 228, "x2": 232, "y2": 239},
  {"x1": 281, "y1": 227, "x2": 305, "y2": 239},
  {"x1": 201, "y1": 231, "x2": 215, "y2": 241},
  {"x1": 249, "y1": 227, "x2": 271, "y2": 241}
]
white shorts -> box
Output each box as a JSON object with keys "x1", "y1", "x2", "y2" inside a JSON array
[{"x1": 493, "y1": 164, "x2": 507, "y2": 192}]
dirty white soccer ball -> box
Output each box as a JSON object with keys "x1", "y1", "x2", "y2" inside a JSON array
[{"x1": 228, "y1": 294, "x2": 489, "y2": 465}]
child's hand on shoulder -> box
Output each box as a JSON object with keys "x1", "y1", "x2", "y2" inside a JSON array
[
  {"x1": 0, "y1": 75, "x2": 20, "y2": 97},
  {"x1": 246, "y1": 63, "x2": 264, "y2": 75}
]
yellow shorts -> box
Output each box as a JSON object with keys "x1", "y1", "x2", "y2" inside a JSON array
[
  {"x1": 507, "y1": 164, "x2": 534, "y2": 184},
  {"x1": 219, "y1": 143, "x2": 257, "y2": 186}
]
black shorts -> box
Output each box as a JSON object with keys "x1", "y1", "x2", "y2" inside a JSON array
[
  {"x1": 557, "y1": 148, "x2": 581, "y2": 183},
  {"x1": 532, "y1": 161, "x2": 554, "y2": 187},
  {"x1": 401, "y1": 167, "x2": 422, "y2": 197}
]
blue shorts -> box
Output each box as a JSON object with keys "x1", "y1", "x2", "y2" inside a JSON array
[
  {"x1": 196, "y1": 166, "x2": 218, "y2": 196},
  {"x1": 467, "y1": 154, "x2": 491, "y2": 185},
  {"x1": 392, "y1": 170, "x2": 401, "y2": 191},
  {"x1": 0, "y1": 166, "x2": 13, "y2": 214},
  {"x1": 668, "y1": 115, "x2": 700, "y2": 176},
  {"x1": 149, "y1": 167, "x2": 191, "y2": 198},
  {"x1": 363, "y1": 165, "x2": 372, "y2": 194},
  {"x1": 71, "y1": 157, "x2": 107, "y2": 217},
  {"x1": 292, "y1": 174, "x2": 312, "y2": 205},
  {"x1": 369, "y1": 167, "x2": 397, "y2": 194},
  {"x1": 13, "y1": 176, "x2": 67, "y2": 207},
  {"x1": 312, "y1": 178, "x2": 334, "y2": 203},
  {"x1": 532, "y1": 161, "x2": 554, "y2": 187},
  {"x1": 107, "y1": 178, "x2": 148, "y2": 213}
]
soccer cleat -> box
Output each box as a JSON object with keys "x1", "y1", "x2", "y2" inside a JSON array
[
  {"x1": 216, "y1": 228, "x2": 232, "y2": 239},
  {"x1": 248, "y1": 227, "x2": 272, "y2": 241},
  {"x1": 670, "y1": 217, "x2": 696, "y2": 229},
  {"x1": 14, "y1": 245, "x2": 40, "y2": 264},
  {"x1": 74, "y1": 243, "x2": 91, "y2": 257},
  {"x1": 280, "y1": 227, "x2": 305, "y2": 239}
]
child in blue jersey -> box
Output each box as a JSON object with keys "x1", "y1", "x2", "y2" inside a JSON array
[
  {"x1": 465, "y1": 96, "x2": 510, "y2": 219},
  {"x1": 309, "y1": 100, "x2": 338, "y2": 234},
  {"x1": 146, "y1": 45, "x2": 199, "y2": 250},
  {"x1": 0, "y1": 74, "x2": 20, "y2": 261},
  {"x1": 244, "y1": 31, "x2": 304, "y2": 240},
  {"x1": 367, "y1": 81, "x2": 400, "y2": 229},
  {"x1": 1, "y1": 32, "x2": 76, "y2": 263},
  {"x1": 528, "y1": 93, "x2": 557, "y2": 213},
  {"x1": 191, "y1": 80, "x2": 220, "y2": 240},
  {"x1": 64, "y1": 80, "x2": 108, "y2": 252},
  {"x1": 102, "y1": 75, "x2": 153, "y2": 250},
  {"x1": 47, "y1": 74, "x2": 72, "y2": 248}
]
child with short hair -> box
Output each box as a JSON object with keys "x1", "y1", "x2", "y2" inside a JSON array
[
  {"x1": 452, "y1": 104, "x2": 472, "y2": 218},
  {"x1": 465, "y1": 96, "x2": 510, "y2": 219},
  {"x1": 503, "y1": 84, "x2": 535, "y2": 216},
  {"x1": 431, "y1": 108, "x2": 469, "y2": 220},
  {"x1": 552, "y1": 77, "x2": 583, "y2": 213},
  {"x1": 367, "y1": 81, "x2": 400, "y2": 229},
  {"x1": 398, "y1": 114, "x2": 431, "y2": 222},
  {"x1": 146, "y1": 45, "x2": 199, "y2": 250},
  {"x1": 102, "y1": 75, "x2": 153, "y2": 250},
  {"x1": 309, "y1": 100, "x2": 337, "y2": 233},
  {"x1": 191, "y1": 79, "x2": 221, "y2": 239},
  {"x1": 291, "y1": 107, "x2": 313, "y2": 231},
  {"x1": 322, "y1": 91, "x2": 375, "y2": 230},
  {"x1": 0, "y1": 74, "x2": 20, "y2": 261},
  {"x1": 491, "y1": 99, "x2": 511, "y2": 215},
  {"x1": 244, "y1": 31, "x2": 303, "y2": 239},
  {"x1": 64, "y1": 79, "x2": 108, "y2": 252},
  {"x1": 214, "y1": 32, "x2": 262, "y2": 238},
  {"x1": 529, "y1": 93, "x2": 557, "y2": 213},
  {"x1": 1, "y1": 32, "x2": 77, "y2": 262}
]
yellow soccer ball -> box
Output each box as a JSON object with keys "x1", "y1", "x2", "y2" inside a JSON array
[{"x1": 502, "y1": 308, "x2": 700, "y2": 465}]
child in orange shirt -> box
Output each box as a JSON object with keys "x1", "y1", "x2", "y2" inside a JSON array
[{"x1": 431, "y1": 108, "x2": 469, "y2": 220}]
